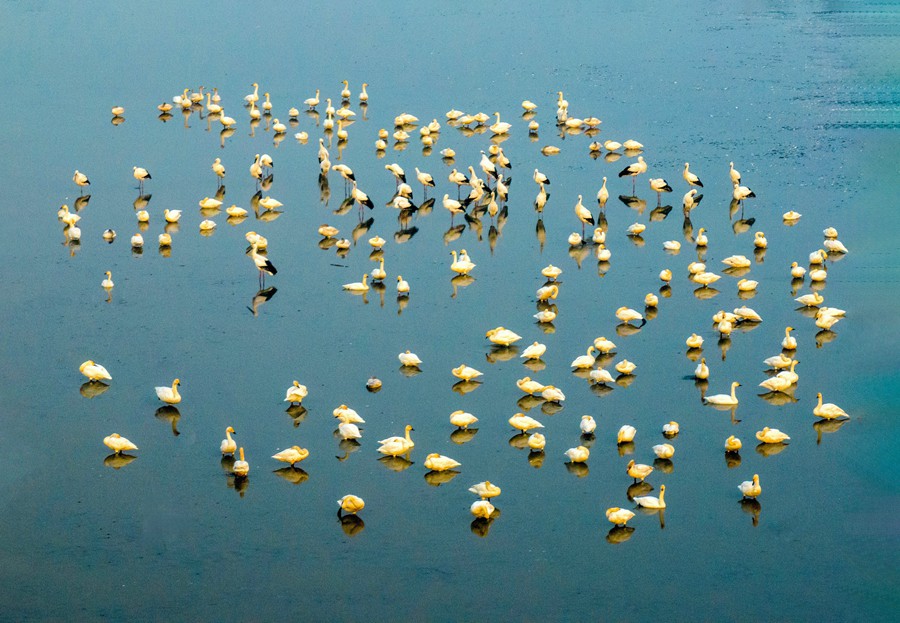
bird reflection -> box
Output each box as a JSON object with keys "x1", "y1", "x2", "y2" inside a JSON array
[
  {"x1": 589, "y1": 383, "x2": 615, "y2": 398},
  {"x1": 248, "y1": 286, "x2": 277, "y2": 316},
  {"x1": 451, "y1": 380, "x2": 481, "y2": 395},
  {"x1": 273, "y1": 467, "x2": 310, "y2": 485},
  {"x1": 485, "y1": 345, "x2": 520, "y2": 364},
  {"x1": 339, "y1": 513, "x2": 365, "y2": 537},
  {"x1": 565, "y1": 462, "x2": 589, "y2": 478},
  {"x1": 285, "y1": 404, "x2": 308, "y2": 427},
  {"x1": 755, "y1": 442, "x2": 789, "y2": 457},
  {"x1": 606, "y1": 526, "x2": 635, "y2": 544},
  {"x1": 653, "y1": 458, "x2": 674, "y2": 474},
  {"x1": 154, "y1": 406, "x2": 181, "y2": 436},
  {"x1": 733, "y1": 217, "x2": 755, "y2": 235},
  {"x1": 507, "y1": 433, "x2": 530, "y2": 449},
  {"x1": 619, "y1": 195, "x2": 646, "y2": 213},
  {"x1": 813, "y1": 418, "x2": 848, "y2": 444},
  {"x1": 617, "y1": 441, "x2": 635, "y2": 457},
  {"x1": 80, "y1": 381, "x2": 110, "y2": 399},
  {"x1": 378, "y1": 455, "x2": 414, "y2": 472},
  {"x1": 74, "y1": 195, "x2": 91, "y2": 211},
  {"x1": 449, "y1": 428, "x2": 478, "y2": 445},
  {"x1": 725, "y1": 451, "x2": 742, "y2": 469},
  {"x1": 636, "y1": 507, "x2": 666, "y2": 529},
  {"x1": 335, "y1": 439, "x2": 362, "y2": 462},
  {"x1": 627, "y1": 481, "x2": 653, "y2": 501},
  {"x1": 470, "y1": 517, "x2": 497, "y2": 538},
  {"x1": 103, "y1": 453, "x2": 137, "y2": 469},
  {"x1": 424, "y1": 470, "x2": 460, "y2": 486},
  {"x1": 516, "y1": 395, "x2": 544, "y2": 412},
  {"x1": 815, "y1": 329, "x2": 838, "y2": 348},
  {"x1": 450, "y1": 274, "x2": 475, "y2": 298},
  {"x1": 739, "y1": 498, "x2": 762, "y2": 526},
  {"x1": 522, "y1": 359, "x2": 546, "y2": 373},
  {"x1": 693, "y1": 286, "x2": 720, "y2": 300},
  {"x1": 541, "y1": 401, "x2": 564, "y2": 416},
  {"x1": 649, "y1": 205, "x2": 672, "y2": 221},
  {"x1": 757, "y1": 391, "x2": 799, "y2": 406}
]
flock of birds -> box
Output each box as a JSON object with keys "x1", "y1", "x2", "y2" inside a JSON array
[{"x1": 65, "y1": 80, "x2": 853, "y2": 539}]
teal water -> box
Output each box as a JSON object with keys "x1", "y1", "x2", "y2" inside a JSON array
[{"x1": 0, "y1": 1, "x2": 897, "y2": 621}]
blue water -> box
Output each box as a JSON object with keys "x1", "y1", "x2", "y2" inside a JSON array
[{"x1": 0, "y1": 1, "x2": 897, "y2": 621}]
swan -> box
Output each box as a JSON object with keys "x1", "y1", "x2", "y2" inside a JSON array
[
  {"x1": 693, "y1": 272, "x2": 721, "y2": 287},
  {"x1": 815, "y1": 314, "x2": 841, "y2": 330},
  {"x1": 725, "y1": 436, "x2": 742, "y2": 452},
  {"x1": 790, "y1": 262, "x2": 806, "y2": 279},
  {"x1": 580, "y1": 415, "x2": 597, "y2": 434},
  {"x1": 284, "y1": 381, "x2": 308, "y2": 404},
  {"x1": 338, "y1": 421, "x2": 362, "y2": 440},
  {"x1": 337, "y1": 495, "x2": 365, "y2": 515},
  {"x1": 509, "y1": 413, "x2": 544, "y2": 432},
  {"x1": 567, "y1": 233, "x2": 583, "y2": 246},
  {"x1": 783, "y1": 210, "x2": 802, "y2": 221},
  {"x1": 199, "y1": 220, "x2": 216, "y2": 232},
  {"x1": 593, "y1": 337, "x2": 617, "y2": 353},
  {"x1": 272, "y1": 446, "x2": 309, "y2": 467},
  {"x1": 398, "y1": 351, "x2": 423, "y2": 367},
  {"x1": 520, "y1": 342, "x2": 547, "y2": 361},
  {"x1": 590, "y1": 369, "x2": 615, "y2": 384},
  {"x1": 616, "y1": 307, "x2": 644, "y2": 325},
  {"x1": 424, "y1": 453, "x2": 461, "y2": 472},
  {"x1": 824, "y1": 239, "x2": 848, "y2": 254},
  {"x1": 541, "y1": 386, "x2": 566, "y2": 402},
  {"x1": 663, "y1": 421, "x2": 680, "y2": 436},
  {"x1": 659, "y1": 269, "x2": 673, "y2": 283},
  {"x1": 163, "y1": 209, "x2": 182, "y2": 223},
  {"x1": 226, "y1": 205, "x2": 247, "y2": 218},
  {"x1": 130, "y1": 233, "x2": 143, "y2": 248},
  {"x1": 703, "y1": 381, "x2": 740, "y2": 405},
  {"x1": 233, "y1": 448, "x2": 249, "y2": 477},
  {"x1": 371, "y1": 259, "x2": 387, "y2": 282},
  {"x1": 450, "y1": 250, "x2": 476, "y2": 276},
  {"x1": 486, "y1": 327, "x2": 522, "y2": 346},
  {"x1": 342, "y1": 274, "x2": 370, "y2": 292},
  {"x1": 468, "y1": 481, "x2": 501, "y2": 500},
  {"x1": 694, "y1": 358, "x2": 709, "y2": 380},
  {"x1": 103, "y1": 433, "x2": 138, "y2": 454},
  {"x1": 759, "y1": 375, "x2": 793, "y2": 393},
  {"x1": 776, "y1": 360, "x2": 800, "y2": 384},
  {"x1": 809, "y1": 267, "x2": 828, "y2": 282},
  {"x1": 663, "y1": 240, "x2": 681, "y2": 252},
  {"x1": 377, "y1": 425, "x2": 414, "y2": 457},
  {"x1": 652, "y1": 444, "x2": 675, "y2": 459},
  {"x1": 158, "y1": 233, "x2": 172, "y2": 247},
  {"x1": 592, "y1": 228, "x2": 607, "y2": 244},
  {"x1": 452, "y1": 364, "x2": 482, "y2": 381},
  {"x1": 537, "y1": 284, "x2": 560, "y2": 301},
  {"x1": 527, "y1": 433, "x2": 546, "y2": 451},
  {"x1": 634, "y1": 485, "x2": 667, "y2": 509},
  {"x1": 565, "y1": 446, "x2": 590, "y2": 463},
  {"x1": 737, "y1": 279, "x2": 758, "y2": 292},
  {"x1": 606, "y1": 507, "x2": 636, "y2": 526},
  {"x1": 303, "y1": 89, "x2": 320, "y2": 109},
  {"x1": 571, "y1": 346, "x2": 597, "y2": 369},
  {"x1": 541, "y1": 264, "x2": 563, "y2": 281},
  {"x1": 756, "y1": 427, "x2": 790, "y2": 443},
  {"x1": 688, "y1": 261, "x2": 706, "y2": 275},
  {"x1": 615, "y1": 359, "x2": 637, "y2": 375},
  {"x1": 450, "y1": 410, "x2": 478, "y2": 429},
  {"x1": 764, "y1": 354, "x2": 794, "y2": 370},
  {"x1": 617, "y1": 425, "x2": 636, "y2": 444},
  {"x1": 738, "y1": 474, "x2": 761, "y2": 499},
  {"x1": 516, "y1": 377, "x2": 546, "y2": 395},
  {"x1": 695, "y1": 227, "x2": 708, "y2": 246},
  {"x1": 645, "y1": 293, "x2": 659, "y2": 307},
  {"x1": 686, "y1": 334, "x2": 704, "y2": 349},
  {"x1": 722, "y1": 255, "x2": 751, "y2": 268},
  {"x1": 627, "y1": 459, "x2": 654, "y2": 482},
  {"x1": 220, "y1": 427, "x2": 237, "y2": 455},
  {"x1": 754, "y1": 231, "x2": 768, "y2": 248},
  {"x1": 471, "y1": 500, "x2": 495, "y2": 519},
  {"x1": 734, "y1": 306, "x2": 762, "y2": 322},
  {"x1": 334, "y1": 405, "x2": 365, "y2": 424},
  {"x1": 102, "y1": 229, "x2": 116, "y2": 242},
  {"x1": 396, "y1": 275, "x2": 410, "y2": 295},
  {"x1": 155, "y1": 379, "x2": 181, "y2": 404},
  {"x1": 627, "y1": 222, "x2": 646, "y2": 236},
  {"x1": 80, "y1": 360, "x2": 112, "y2": 381},
  {"x1": 813, "y1": 393, "x2": 849, "y2": 420}
]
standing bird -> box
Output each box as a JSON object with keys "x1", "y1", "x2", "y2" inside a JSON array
[
  {"x1": 597, "y1": 177, "x2": 609, "y2": 208},
  {"x1": 132, "y1": 166, "x2": 151, "y2": 192},
  {"x1": 212, "y1": 158, "x2": 226, "y2": 185},
  {"x1": 73, "y1": 170, "x2": 90, "y2": 193},
  {"x1": 415, "y1": 167, "x2": 435, "y2": 195},
  {"x1": 683, "y1": 162, "x2": 703, "y2": 187},
  {"x1": 221, "y1": 427, "x2": 237, "y2": 455},
  {"x1": 533, "y1": 168, "x2": 550, "y2": 186},
  {"x1": 649, "y1": 178, "x2": 673, "y2": 204},
  {"x1": 249, "y1": 242, "x2": 277, "y2": 285},
  {"x1": 729, "y1": 161, "x2": 742, "y2": 185},
  {"x1": 733, "y1": 182, "x2": 756, "y2": 204},
  {"x1": 574, "y1": 195, "x2": 594, "y2": 236},
  {"x1": 618, "y1": 156, "x2": 647, "y2": 193}
]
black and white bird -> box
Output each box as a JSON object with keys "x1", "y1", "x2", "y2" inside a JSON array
[
  {"x1": 132, "y1": 166, "x2": 151, "y2": 192},
  {"x1": 683, "y1": 162, "x2": 703, "y2": 187},
  {"x1": 249, "y1": 242, "x2": 277, "y2": 285},
  {"x1": 574, "y1": 194, "x2": 594, "y2": 235},
  {"x1": 618, "y1": 156, "x2": 647, "y2": 193}
]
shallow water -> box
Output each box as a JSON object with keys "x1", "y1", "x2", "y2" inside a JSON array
[{"x1": 0, "y1": 1, "x2": 897, "y2": 621}]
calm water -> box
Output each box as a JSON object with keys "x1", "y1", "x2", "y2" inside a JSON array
[{"x1": 1, "y1": 1, "x2": 897, "y2": 621}]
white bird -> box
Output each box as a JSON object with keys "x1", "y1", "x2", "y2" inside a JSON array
[
  {"x1": 634, "y1": 485, "x2": 667, "y2": 509},
  {"x1": 565, "y1": 446, "x2": 590, "y2": 463},
  {"x1": 813, "y1": 393, "x2": 849, "y2": 420},
  {"x1": 284, "y1": 381, "x2": 308, "y2": 404},
  {"x1": 580, "y1": 415, "x2": 597, "y2": 434},
  {"x1": 450, "y1": 410, "x2": 479, "y2": 429},
  {"x1": 80, "y1": 360, "x2": 112, "y2": 382},
  {"x1": 398, "y1": 350, "x2": 423, "y2": 367},
  {"x1": 155, "y1": 379, "x2": 182, "y2": 404},
  {"x1": 756, "y1": 427, "x2": 790, "y2": 444},
  {"x1": 220, "y1": 427, "x2": 237, "y2": 455},
  {"x1": 520, "y1": 342, "x2": 547, "y2": 361},
  {"x1": 703, "y1": 381, "x2": 740, "y2": 406},
  {"x1": 738, "y1": 474, "x2": 761, "y2": 499},
  {"x1": 104, "y1": 433, "x2": 138, "y2": 455}
]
